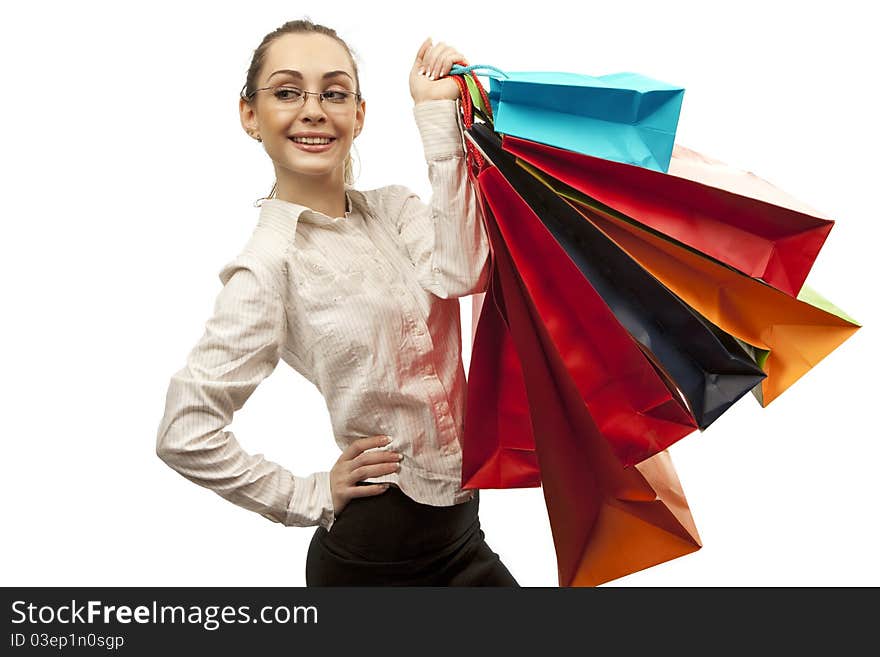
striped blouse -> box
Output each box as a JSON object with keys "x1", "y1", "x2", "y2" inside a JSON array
[{"x1": 156, "y1": 98, "x2": 491, "y2": 533}]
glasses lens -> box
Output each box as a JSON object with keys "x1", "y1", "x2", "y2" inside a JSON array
[
  {"x1": 273, "y1": 86, "x2": 304, "y2": 103},
  {"x1": 322, "y1": 90, "x2": 351, "y2": 104}
]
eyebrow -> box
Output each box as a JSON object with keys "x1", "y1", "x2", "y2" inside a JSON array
[{"x1": 267, "y1": 69, "x2": 354, "y2": 83}]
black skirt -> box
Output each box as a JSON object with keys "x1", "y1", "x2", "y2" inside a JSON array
[{"x1": 305, "y1": 484, "x2": 519, "y2": 586}]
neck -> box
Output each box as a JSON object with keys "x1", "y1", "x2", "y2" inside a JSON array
[{"x1": 274, "y1": 171, "x2": 348, "y2": 218}]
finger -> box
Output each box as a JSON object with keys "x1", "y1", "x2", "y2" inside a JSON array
[
  {"x1": 351, "y1": 460, "x2": 402, "y2": 482},
  {"x1": 415, "y1": 36, "x2": 432, "y2": 67},
  {"x1": 343, "y1": 434, "x2": 390, "y2": 459},
  {"x1": 431, "y1": 48, "x2": 462, "y2": 79},
  {"x1": 448, "y1": 56, "x2": 468, "y2": 71},
  {"x1": 351, "y1": 448, "x2": 402, "y2": 468},
  {"x1": 348, "y1": 483, "x2": 392, "y2": 499},
  {"x1": 425, "y1": 42, "x2": 447, "y2": 77},
  {"x1": 437, "y1": 53, "x2": 458, "y2": 77}
]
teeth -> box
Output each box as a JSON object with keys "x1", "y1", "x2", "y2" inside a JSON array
[{"x1": 292, "y1": 137, "x2": 333, "y2": 145}]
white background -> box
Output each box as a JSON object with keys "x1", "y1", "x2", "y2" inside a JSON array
[{"x1": 2, "y1": 0, "x2": 877, "y2": 587}]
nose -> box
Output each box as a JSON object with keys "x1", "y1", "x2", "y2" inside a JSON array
[{"x1": 301, "y1": 92, "x2": 327, "y2": 120}]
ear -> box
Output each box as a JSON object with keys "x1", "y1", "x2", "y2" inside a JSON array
[
  {"x1": 239, "y1": 96, "x2": 259, "y2": 138},
  {"x1": 355, "y1": 98, "x2": 366, "y2": 136}
]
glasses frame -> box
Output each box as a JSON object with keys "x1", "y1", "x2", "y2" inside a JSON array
[{"x1": 240, "y1": 83, "x2": 362, "y2": 109}]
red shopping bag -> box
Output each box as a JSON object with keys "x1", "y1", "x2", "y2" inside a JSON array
[
  {"x1": 462, "y1": 268, "x2": 541, "y2": 489},
  {"x1": 503, "y1": 134, "x2": 834, "y2": 297}
]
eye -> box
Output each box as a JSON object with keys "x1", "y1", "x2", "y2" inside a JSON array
[
  {"x1": 322, "y1": 90, "x2": 349, "y2": 102},
  {"x1": 274, "y1": 86, "x2": 304, "y2": 101}
]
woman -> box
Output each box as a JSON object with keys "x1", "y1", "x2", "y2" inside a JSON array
[{"x1": 155, "y1": 18, "x2": 519, "y2": 586}]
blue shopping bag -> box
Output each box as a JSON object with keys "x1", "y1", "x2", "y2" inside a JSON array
[{"x1": 479, "y1": 69, "x2": 685, "y2": 173}]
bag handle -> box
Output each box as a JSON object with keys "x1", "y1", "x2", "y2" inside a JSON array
[
  {"x1": 450, "y1": 63, "x2": 510, "y2": 79},
  {"x1": 445, "y1": 64, "x2": 510, "y2": 325},
  {"x1": 449, "y1": 63, "x2": 506, "y2": 128},
  {"x1": 448, "y1": 63, "x2": 506, "y2": 178}
]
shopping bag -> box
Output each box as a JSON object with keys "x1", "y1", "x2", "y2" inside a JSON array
[
  {"x1": 503, "y1": 133, "x2": 835, "y2": 297},
  {"x1": 461, "y1": 266, "x2": 541, "y2": 489},
  {"x1": 668, "y1": 144, "x2": 832, "y2": 218},
  {"x1": 568, "y1": 199, "x2": 861, "y2": 405},
  {"x1": 478, "y1": 181, "x2": 702, "y2": 585},
  {"x1": 469, "y1": 122, "x2": 767, "y2": 438},
  {"x1": 483, "y1": 69, "x2": 685, "y2": 172}
]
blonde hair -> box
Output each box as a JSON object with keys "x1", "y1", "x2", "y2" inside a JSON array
[{"x1": 240, "y1": 17, "x2": 362, "y2": 199}]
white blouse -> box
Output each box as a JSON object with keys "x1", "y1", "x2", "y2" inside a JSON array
[{"x1": 156, "y1": 98, "x2": 491, "y2": 532}]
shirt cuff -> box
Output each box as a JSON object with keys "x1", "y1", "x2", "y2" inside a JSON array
[
  {"x1": 286, "y1": 471, "x2": 336, "y2": 531},
  {"x1": 413, "y1": 98, "x2": 466, "y2": 160}
]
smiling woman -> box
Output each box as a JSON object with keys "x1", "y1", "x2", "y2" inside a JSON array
[
  {"x1": 237, "y1": 25, "x2": 366, "y2": 218},
  {"x1": 155, "y1": 17, "x2": 519, "y2": 587}
]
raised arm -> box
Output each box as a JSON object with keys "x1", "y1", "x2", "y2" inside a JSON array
[
  {"x1": 389, "y1": 98, "x2": 490, "y2": 299},
  {"x1": 155, "y1": 253, "x2": 336, "y2": 531}
]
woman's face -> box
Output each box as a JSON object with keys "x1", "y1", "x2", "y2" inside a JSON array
[{"x1": 241, "y1": 33, "x2": 365, "y2": 184}]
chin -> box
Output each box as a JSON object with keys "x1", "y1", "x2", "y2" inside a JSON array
[{"x1": 281, "y1": 164, "x2": 342, "y2": 181}]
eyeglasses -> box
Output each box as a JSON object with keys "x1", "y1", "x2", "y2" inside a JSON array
[{"x1": 241, "y1": 84, "x2": 362, "y2": 111}]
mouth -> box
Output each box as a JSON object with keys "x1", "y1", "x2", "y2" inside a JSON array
[{"x1": 289, "y1": 136, "x2": 337, "y2": 152}]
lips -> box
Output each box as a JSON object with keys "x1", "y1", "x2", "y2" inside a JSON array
[{"x1": 289, "y1": 136, "x2": 336, "y2": 152}]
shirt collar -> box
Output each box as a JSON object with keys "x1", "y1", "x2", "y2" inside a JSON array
[{"x1": 256, "y1": 188, "x2": 355, "y2": 238}]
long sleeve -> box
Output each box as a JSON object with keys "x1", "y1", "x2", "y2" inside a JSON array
[
  {"x1": 155, "y1": 253, "x2": 336, "y2": 531},
  {"x1": 390, "y1": 98, "x2": 491, "y2": 299}
]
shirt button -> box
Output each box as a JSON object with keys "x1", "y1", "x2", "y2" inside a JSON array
[{"x1": 432, "y1": 266, "x2": 440, "y2": 273}]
